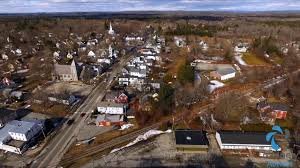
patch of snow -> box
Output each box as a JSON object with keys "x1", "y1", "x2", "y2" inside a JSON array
[
  {"x1": 119, "y1": 124, "x2": 134, "y2": 131},
  {"x1": 110, "y1": 129, "x2": 172, "y2": 153},
  {"x1": 208, "y1": 80, "x2": 225, "y2": 93},
  {"x1": 193, "y1": 59, "x2": 213, "y2": 63},
  {"x1": 234, "y1": 55, "x2": 247, "y2": 66}
]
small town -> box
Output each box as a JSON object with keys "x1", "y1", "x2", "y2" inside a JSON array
[{"x1": 0, "y1": 1, "x2": 300, "y2": 168}]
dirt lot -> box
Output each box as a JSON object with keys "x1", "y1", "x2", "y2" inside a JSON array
[
  {"x1": 81, "y1": 133, "x2": 219, "y2": 168},
  {"x1": 44, "y1": 81, "x2": 93, "y2": 96}
]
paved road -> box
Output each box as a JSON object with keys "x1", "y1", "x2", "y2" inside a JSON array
[
  {"x1": 59, "y1": 68, "x2": 300, "y2": 167},
  {"x1": 31, "y1": 54, "x2": 134, "y2": 168}
]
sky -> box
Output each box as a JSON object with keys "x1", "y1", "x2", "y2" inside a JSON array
[{"x1": 0, "y1": 0, "x2": 300, "y2": 13}]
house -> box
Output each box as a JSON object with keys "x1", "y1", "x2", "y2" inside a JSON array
[
  {"x1": 10, "y1": 91, "x2": 24, "y2": 101},
  {"x1": 97, "y1": 58, "x2": 112, "y2": 65},
  {"x1": 199, "y1": 41, "x2": 209, "y2": 51},
  {"x1": 95, "y1": 114, "x2": 124, "y2": 126},
  {"x1": 52, "y1": 60, "x2": 80, "y2": 81},
  {"x1": 175, "y1": 130, "x2": 209, "y2": 152},
  {"x1": 216, "y1": 131, "x2": 274, "y2": 151},
  {"x1": 128, "y1": 67, "x2": 147, "y2": 78},
  {"x1": 104, "y1": 91, "x2": 128, "y2": 104},
  {"x1": 97, "y1": 102, "x2": 125, "y2": 115},
  {"x1": 234, "y1": 43, "x2": 249, "y2": 53},
  {"x1": 1, "y1": 53, "x2": 8, "y2": 60},
  {"x1": 139, "y1": 48, "x2": 156, "y2": 55},
  {"x1": 125, "y1": 35, "x2": 143, "y2": 42},
  {"x1": 48, "y1": 94, "x2": 76, "y2": 105},
  {"x1": 257, "y1": 101, "x2": 289, "y2": 120},
  {"x1": 210, "y1": 67, "x2": 236, "y2": 81},
  {"x1": 174, "y1": 36, "x2": 186, "y2": 47},
  {"x1": 0, "y1": 108, "x2": 17, "y2": 128},
  {"x1": 78, "y1": 43, "x2": 87, "y2": 52},
  {"x1": 87, "y1": 51, "x2": 96, "y2": 58},
  {"x1": 118, "y1": 76, "x2": 130, "y2": 86},
  {"x1": 0, "y1": 120, "x2": 42, "y2": 154},
  {"x1": 53, "y1": 51, "x2": 60, "y2": 60}
]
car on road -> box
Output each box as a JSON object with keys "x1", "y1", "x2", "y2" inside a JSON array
[
  {"x1": 67, "y1": 119, "x2": 75, "y2": 125},
  {"x1": 80, "y1": 113, "x2": 86, "y2": 117}
]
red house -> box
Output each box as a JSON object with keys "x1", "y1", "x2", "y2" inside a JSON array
[
  {"x1": 104, "y1": 91, "x2": 128, "y2": 104},
  {"x1": 115, "y1": 93, "x2": 128, "y2": 104},
  {"x1": 257, "y1": 101, "x2": 288, "y2": 120}
]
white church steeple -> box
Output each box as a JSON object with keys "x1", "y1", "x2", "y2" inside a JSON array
[{"x1": 108, "y1": 22, "x2": 115, "y2": 35}]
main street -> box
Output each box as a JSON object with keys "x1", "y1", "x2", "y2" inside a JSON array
[{"x1": 31, "y1": 53, "x2": 135, "y2": 168}]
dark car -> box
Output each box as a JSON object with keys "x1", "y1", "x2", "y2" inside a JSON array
[
  {"x1": 80, "y1": 113, "x2": 86, "y2": 117},
  {"x1": 67, "y1": 119, "x2": 75, "y2": 125}
]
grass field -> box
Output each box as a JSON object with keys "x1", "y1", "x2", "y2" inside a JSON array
[{"x1": 243, "y1": 53, "x2": 270, "y2": 66}]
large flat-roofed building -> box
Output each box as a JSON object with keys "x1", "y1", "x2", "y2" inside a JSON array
[
  {"x1": 0, "y1": 120, "x2": 42, "y2": 154},
  {"x1": 8, "y1": 120, "x2": 41, "y2": 142},
  {"x1": 216, "y1": 131, "x2": 273, "y2": 151},
  {"x1": 175, "y1": 130, "x2": 209, "y2": 152}
]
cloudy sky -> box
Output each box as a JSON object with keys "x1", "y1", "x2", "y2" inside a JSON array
[{"x1": 0, "y1": 0, "x2": 300, "y2": 13}]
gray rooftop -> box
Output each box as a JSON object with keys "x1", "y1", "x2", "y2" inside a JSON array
[
  {"x1": 216, "y1": 67, "x2": 236, "y2": 76},
  {"x1": 97, "y1": 102, "x2": 124, "y2": 108},
  {"x1": 0, "y1": 124, "x2": 14, "y2": 144},
  {"x1": 96, "y1": 114, "x2": 123, "y2": 122},
  {"x1": 8, "y1": 120, "x2": 37, "y2": 134}
]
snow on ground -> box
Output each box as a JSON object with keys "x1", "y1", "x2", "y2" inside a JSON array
[
  {"x1": 208, "y1": 80, "x2": 225, "y2": 93},
  {"x1": 234, "y1": 55, "x2": 247, "y2": 66},
  {"x1": 110, "y1": 129, "x2": 172, "y2": 153},
  {"x1": 193, "y1": 59, "x2": 214, "y2": 63},
  {"x1": 119, "y1": 124, "x2": 134, "y2": 130}
]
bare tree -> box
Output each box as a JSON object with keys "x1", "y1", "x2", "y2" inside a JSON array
[{"x1": 214, "y1": 92, "x2": 249, "y2": 122}]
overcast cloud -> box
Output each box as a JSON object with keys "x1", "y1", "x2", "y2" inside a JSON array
[{"x1": 0, "y1": 0, "x2": 299, "y2": 13}]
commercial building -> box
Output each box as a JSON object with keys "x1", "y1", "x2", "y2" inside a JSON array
[
  {"x1": 216, "y1": 131, "x2": 273, "y2": 151},
  {"x1": 175, "y1": 130, "x2": 209, "y2": 152},
  {"x1": 0, "y1": 120, "x2": 42, "y2": 154}
]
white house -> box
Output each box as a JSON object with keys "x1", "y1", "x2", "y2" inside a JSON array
[
  {"x1": 48, "y1": 94, "x2": 76, "y2": 105},
  {"x1": 1, "y1": 53, "x2": 8, "y2": 60},
  {"x1": 215, "y1": 131, "x2": 274, "y2": 151},
  {"x1": 210, "y1": 68, "x2": 236, "y2": 81},
  {"x1": 174, "y1": 36, "x2": 186, "y2": 47},
  {"x1": 234, "y1": 43, "x2": 249, "y2": 53},
  {"x1": 87, "y1": 51, "x2": 96, "y2": 58},
  {"x1": 97, "y1": 58, "x2": 111, "y2": 65},
  {"x1": 199, "y1": 40, "x2": 209, "y2": 51},
  {"x1": 139, "y1": 48, "x2": 156, "y2": 55},
  {"x1": 15, "y1": 49, "x2": 22, "y2": 56},
  {"x1": 118, "y1": 76, "x2": 129, "y2": 85},
  {"x1": 128, "y1": 67, "x2": 147, "y2": 78},
  {"x1": 97, "y1": 102, "x2": 124, "y2": 115},
  {"x1": 118, "y1": 76, "x2": 145, "y2": 87}
]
